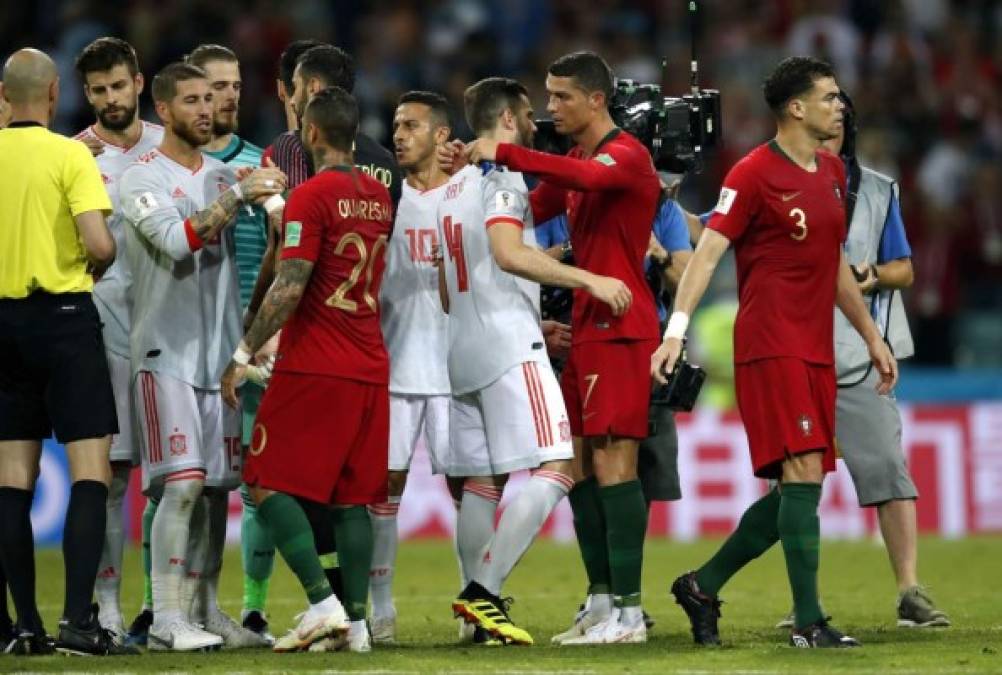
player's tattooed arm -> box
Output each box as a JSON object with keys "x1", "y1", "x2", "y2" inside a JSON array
[
  {"x1": 188, "y1": 188, "x2": 243, "y2": 243},
  {"x1": 244, "y1": 209, "x2": 284, "y2": 329},
  {"x1": 243, "y1": 258, "x2": 314, "y2": 353}
]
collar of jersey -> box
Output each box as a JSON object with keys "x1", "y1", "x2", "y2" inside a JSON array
[
  {"x1": 6, "y1": 120, "x2": 44, "y2": 129},
  {"x1": 480, "y1": 160, "x2": 499, "y2": 176}
]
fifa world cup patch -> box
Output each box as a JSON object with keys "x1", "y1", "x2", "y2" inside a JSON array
[
  {"x1": 495, "y1": 190, "x2": 513, "y2": 211},
  {"x1": 714, "y1": 187, "x2": 737, "y2": 214},
  {"x1": 285, "y1": 221, "x2": 302, "y2": 247},
  {"x1": 135, "y1": 191, "x2": 159, "y2": 218},
  {"x1": 594, "y1": 153, "x2": 617, "y2": 166}
]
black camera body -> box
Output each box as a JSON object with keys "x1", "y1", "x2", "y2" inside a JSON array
[
  {"x1": 652, "y1": 356, "x2": 706, "y2": 412},
  {"x1": 609, "y1": 79, "x2": 721, "y2": 174}
]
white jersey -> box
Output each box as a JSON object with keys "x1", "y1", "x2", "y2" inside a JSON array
[
  {"x1": 379, "y1": 180, "x2": 451, "y2": 395},
  {"x1": 119, "y1": 149, "x2": 241, "y2": 390},
  {"x1": 74, "y1": 122, "x2": 164, "y2": 356},
  {"x1": 436, "y1": 164, "x2": 546, "y2": 395}
]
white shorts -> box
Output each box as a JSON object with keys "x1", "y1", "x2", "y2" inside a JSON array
[
  {"x1": 134, "y1": 370, "x2": 242, "y2": 495},
  {"x1": 106, "y1": 350, "x2": 139, "y2": 465},
  {"x1": 389, "y1": 393, "x2": 450, "y2": 474},
  {"x1": 449, "y1": 360, "x2": 573, "y2": 477}
]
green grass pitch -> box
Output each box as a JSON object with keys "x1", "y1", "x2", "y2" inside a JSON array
[{"x1": 6, "y1": 536, "x2": 1001, "y2": 672}]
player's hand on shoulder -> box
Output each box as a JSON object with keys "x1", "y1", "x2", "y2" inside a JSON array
[
  {"x1": 542, "y1": 320, "x2": 572, "y2": 357},
  {"x1": 240, "y1": 161, "x2": 288, "y2": 202},
  {"x1": 437, "y1": 140, "x2": 467, "y2": 175},
  {"x1": 650, "y1": 338, "x2": 682, "y2": 385},
  {"x1": 465, "y1": 138, "x2": 499, "y2": 165},
  {"x1": 585, "y1": 274, "x2": 632, "y2": 317},
  {"x1": 81, "y1": 135, "x2": 104, "y2": 157}
]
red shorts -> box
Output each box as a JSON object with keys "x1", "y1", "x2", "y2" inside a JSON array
[
  {"x1": 243, "y1": 371, "x2": 389, "y2": 505},
  {"x1": 560, "y1": 339, "x2": 657, "y2": 439},
  {"x1": 735, "y1": 358, "x2": 836, "y2": 479}
]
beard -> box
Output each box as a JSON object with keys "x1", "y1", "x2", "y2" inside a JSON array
[
  {"x1": 96, "y1": 103, "x2": 137, "y2": 131},
  {"x1": 173, "y1": 118, "x2": 212, "y2": 147},
  {"x1": 213, "y1": 110, "x2": 238, "y2": 137}
]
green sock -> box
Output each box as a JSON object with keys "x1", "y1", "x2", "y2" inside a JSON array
[
  {"x1": 695, "y1": 488, "x2": 781, "y2": 596},
  {"x1": 599, "y1": 480, "x2": 647, "y2": 607},
  {"x1": 568, "y1": 477, "x2": 611, "y2": 595},
  {"x1": 257, "y1": 494, "x2": 332, "y2": 604},
  {"x1": 240, "y1": 484, "x2": 275, "y2": 612},
  {"x1": 777, "y1": 482, "x2": 824, "y2": 629},
  {"x1": 332, "y1": 506, "x2": 373, "y2": 622},
  {"x1": 141, "y1": 497, "x2": 159, "y2": 609}
]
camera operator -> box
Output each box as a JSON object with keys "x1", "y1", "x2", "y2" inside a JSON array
[{"x1": 461, "y1": 50, "x2": 660, "y2": 644}]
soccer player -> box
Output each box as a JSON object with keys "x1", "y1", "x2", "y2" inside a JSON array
[
  {"x1": 463, "y1": 52, "x2": 661, "y2": 643},
  {"x1": 178, "y1": 43, "x2": 274, "y2": 648},
  {"x1": 369, "y1": 90, "x2": 453, "y2": 644},
  {"x1": 771, "y1": 91, "x2": 948, "y2": 630},
  {"x1": 222, "y1": 85, "x2": 393, "y2": 655},
  {"x1": 119, "y1": 61, "x2": 286, "y2": 651},
  {"x1": 70, "y1": 37, "x2": 164, "y2": 644},
  {"x1": 650, "y1": 56, "x2": 897, "y2": 648},
  {"x1": 442, "y1": 76, "x2": 632, "y2": 646},
  {"x1": 246, "y1": 42, "x2": 402, "y2": 601}
]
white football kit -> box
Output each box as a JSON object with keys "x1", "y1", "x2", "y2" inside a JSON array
[
  {"x1": 119, "y1": 150, "x2": 242, "y2": 494},
  {"x1": 74, "y1": 122, "x2": 164, "y2": 464},
  {"x1": 380, "y1": 180, "x2": 452, "y2": 473},
  {"x1": 437, "y1": 164, "x2": 572, "y2": 476}
]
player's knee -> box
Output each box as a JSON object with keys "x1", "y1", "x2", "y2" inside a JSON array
[
  {"x1": 387, "y1": 470, "x2": 408, "y2": 497},
  {"x1": 162, "y1": 471, "x2": 205, "y2": 510}
]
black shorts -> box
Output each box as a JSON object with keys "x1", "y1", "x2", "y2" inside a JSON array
[
  {"x1": 638, "y1": 402, "x2": 681, "y2": 502},
  {"x1": 0, "y1": 292, "x2": 118, "y2": 443}
]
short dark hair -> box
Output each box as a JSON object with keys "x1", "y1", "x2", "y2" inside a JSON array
[
  {"x1": 297, "y1": 45, "x2": 355, "y2": 93},
  {"x1": 279, "y1": 39, "x2": 324, "y2": 91},
  {"x1": 75, "y1": 37, "x2": 139, "y2": 79},
  {"x1": 463, "y1": 77, "x2": 528, "y2": 134},
  {"x1": 304, "y1": 86, "x2": 358, "y2": 152},
  {"x1": 548, "y1": 51, "x2": 614, "y2": 102},
  {"x1": 398, "y1": 90, "x2": 451, "y2": 130},
  {"x1": 152, "y1": 62, "x2": 207, "y2": 103},
  {"x1": 185, "y1": 44, "x2": 237, "y2": 70},
  {"x1": 762, "y1": 56, "x2": 837, "y2": 116}
]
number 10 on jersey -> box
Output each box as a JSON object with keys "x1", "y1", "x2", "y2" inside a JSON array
[{"x1": 442, "y1": 215, "x2": 469, "y2": 292}]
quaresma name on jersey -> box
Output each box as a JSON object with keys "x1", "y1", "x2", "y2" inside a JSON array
[
  {"x1": 437, "y1": 164, "x2": 548, "y2": 396},
  {"x1": 73, "y1": 122, "x2": 163, "y2": 357},
  {"x1": 119, "y1": 150, "x2": 242, "y2": 390},
  {"x1": 380, "y1": 180, "x2": 450, "y2": 395},
  {"x1": 276, "y1": 167, "x2": 394, "y2": 384}
]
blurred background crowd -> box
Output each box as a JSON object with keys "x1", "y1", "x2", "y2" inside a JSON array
[{"x1": 3, "y1": 0, "x2": 1000, "y2": 369}]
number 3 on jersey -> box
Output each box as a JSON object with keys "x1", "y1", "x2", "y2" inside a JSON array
[
  {"x1": 442, "y1": 215, "x2": 469, "y2": 292},
  {"x1": 326, "y1": 232, "x2": 388, "y2": 312}
]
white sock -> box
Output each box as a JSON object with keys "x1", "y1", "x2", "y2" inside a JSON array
[
  {"x1": 151, "y1": 475, "x2": 203, "y2": 623},
  {"x1": 619, "y1": 605, "x2": 644, "y2": 626},
  {"x1": 478, "y1": 470, "x2": 572, "y2": 596},
  {"x1": 181, "y1": 492, "x2": 209, "y2": 622},
  {"x1": 456, "y1": 482, "x2": 502, "y2": 588},
  {"x1": 199, "y1": 491, "x2": 229, "y2": 617},
  {"x1": 368, "y1": 496, "x2": 401, "y2": 618},
  {"x1": 95, "y1": 464, "x2": 130, "y2": 627},
  {"x1": 588, "y1": 592, "x2": 614, "y2": 617},
  {"x1": 309, "y1": 593, "x2": 342, "y2": 618}
]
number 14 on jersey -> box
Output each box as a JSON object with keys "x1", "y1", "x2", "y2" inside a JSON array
[{"x1": 442, "y1": 215, "x2": 469, "y2": 292}]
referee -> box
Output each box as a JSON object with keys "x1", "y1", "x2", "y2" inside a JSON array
[{"x1": 0, "y1": 48, "x2": 133, "y2": 656}]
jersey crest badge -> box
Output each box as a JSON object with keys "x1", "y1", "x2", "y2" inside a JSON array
[
  {"x1": 135, "y1": 191, "x2": 159, "y2": 218},
  {"x1": 559, "y1": 418, "x2": 572, "y2": 443},
  {"x1": 594, "y1": 153, "x2": 616, "y2": 167},
  {"x1": 798, "y1": 414, "x2": 813, "y2": 437},
  {"x1": 714, "y1": 187, "x2": 737, "y2": 215},
  {"x1": 169, "y1": 430, "x2": 188, "y2": 456},
  {"x1": 285, "y1": 221, "x2": 302, "y2": 247}
]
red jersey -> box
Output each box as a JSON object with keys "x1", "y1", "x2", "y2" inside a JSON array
[
  {"x1": 707, "y1": 142, "x2": 847, "y2": 365},
  {"x1": 496, "y1": 130, "x2": 660, "y2": 344},
  {"x1": 276, "y1": 166, "x2": 394, "y2": 383}
]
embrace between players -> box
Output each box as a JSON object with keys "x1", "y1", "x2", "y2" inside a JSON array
[{"x1": 1, "y1": 34, "x2": 938, "y2": 656}]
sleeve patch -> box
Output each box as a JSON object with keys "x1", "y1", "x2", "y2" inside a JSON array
[
  {"x1": 135, "y1": 192, "x2": 159, "y2": 219},
  {"x1": 594, "y1": 153, "x2": 617, "y2": 167},
  {"x1": 284, "y1": 221, "x2": 302, "y2": 247},
  {"x1": 495, "y1": 190, "x2": 514, "y2": 211},
  {"x1": 714, "y1": 187, "x2": 737, "y2": 215}
]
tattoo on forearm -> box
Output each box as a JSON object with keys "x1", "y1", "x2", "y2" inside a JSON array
[
  {"x1": 189, "y1": 188, "x2": 241, "y2": 241},
  {"x1": 244, "y1": 258, "x2": 313, "y2": 352}
]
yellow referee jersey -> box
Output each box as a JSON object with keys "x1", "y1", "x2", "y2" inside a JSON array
[{"x1": 0, "y1": 122, "x2": 112, "y2": 298}]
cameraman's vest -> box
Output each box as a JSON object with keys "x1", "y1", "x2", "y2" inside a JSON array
[{"x1": 835, "y1": 166, "x2": 914, "y2": 385}]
